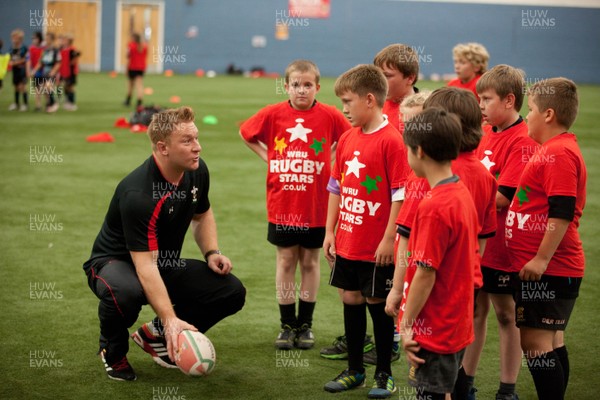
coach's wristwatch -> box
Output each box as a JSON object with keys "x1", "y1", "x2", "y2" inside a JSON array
[{"x1": 204, "y1": 249, "x2": 222, "y2": 261}]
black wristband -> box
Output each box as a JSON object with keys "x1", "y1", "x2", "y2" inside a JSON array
[{"x1": 204, "y1": 249, "x2": 221, "y2": 261}]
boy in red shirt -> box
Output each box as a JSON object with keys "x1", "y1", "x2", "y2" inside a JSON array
[
  {"x1": 506, "y1": 78, "x2": 586, "y2": 400},
  {"x1": 27, "y1": 31, "x2": 44, "y2": 112},
  {"x1": 124, "y1": 33, "x2": 147, "y2": 107},
  {"x1": 474, "y1": 64, "x2": 538, "y2": 400},
  {"x1": 322, "y1": 64, "x2": 408, "y2": 398},
  {"x1": 401, "y1": 107, "x2": 479, "y2": 400},
  {"x1": 374, "y1": 44, "x2": 420, "y2": 133},
  {"x1": 240, "y1": 60, "x2": 350, "y2": 350},
  {"x1": 447, "y1": 42, "x2": 489, "y2": 102},
  {"x1": 58, "y1": 34, "x2": 80, "y2": 111}
]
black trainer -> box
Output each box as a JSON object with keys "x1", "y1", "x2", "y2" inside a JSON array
[
  {"x1": 99, "y1": 348, "x2": 137, "y2": 381},
  {"x1": 275, "y1": 324, "x2": 296, "y2": 350},
  {"x1": 320, "y1": 334, "x2": 374, "y2": 360}
]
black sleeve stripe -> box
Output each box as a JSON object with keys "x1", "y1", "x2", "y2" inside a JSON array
[
  {"x1": 548, "y1": 195, "x2": 576, "y2": 221},
  {"x1": 478, "y1": 231, "x2": 496, "y2": 239},
  {"x1": 498, "y1": 185, "x2": 517, "y2": 202},
  {"x1": 397, "y1": 224, "x2": 411, "y2": 239}
]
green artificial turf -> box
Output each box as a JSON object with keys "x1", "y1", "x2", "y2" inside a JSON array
[{"x1": 0, "y1": 72, "x2": 598, "y2": 399}]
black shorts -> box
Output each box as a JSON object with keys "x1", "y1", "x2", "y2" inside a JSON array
[
  {"x1": 267, "y1": 222, "x2": 325, "y2": 249},
  {"x1": 514, "y1": 275, "x2": 582, "y2": 330},
  {"x1": 408, "y1": 348, "x2": 466, "y2": 394},
  {"x1": 128, "y1": 69, "x2": 144, "y2": 79},
  {"x1": 62, "y1": 75, "x2": 77, "y2": 86},
  {"x1": 329, "y1": 254, "x2": 394, "y2": 299},
  {"x1": 12, "y1": 68, "x2": 27, "y2": 85},
  {"x1": 482, "y1": 266, "x2": 518, "y2": 295}
]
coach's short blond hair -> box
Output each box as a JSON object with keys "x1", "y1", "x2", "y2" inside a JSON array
[
  {"x1": 453, "y1": 42, "x2": 490, "y2": 74},
  {"x1": 148, "y1": 106, "x2": 195, "y2": 146},
  {"x1": 285, "y1": 59, "x2": 320, "y2": 84},
  {"x1": 528, "y1": 77, "x2": 579, "y2": 130},
  {"x1": 334, "y1": 64, "x2": 388, "y2": 108},
  {"x1": 11, "y1": 29, "x2": 24, "y2": 40},
  {"x1": 476, "y1": 64, "x2": 526, "y2": 112},
  {"x1": 373, "y1": 44, "x2": 420, "y2": 85}
]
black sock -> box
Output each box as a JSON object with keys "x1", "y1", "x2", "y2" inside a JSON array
[
  {"x1": 14, "y1": 91, "x2": 19, "y2": 105},
  {"x1": 367, "y1": 302, "x2": 394, "y2": 375},
  {"x1": 498, "y1": 381, "x2": 516, "y2": 395},
  {"x1": 527, "y1": 350, "x2": 564, "y2": 400},
  {"x1": 125, "y1": 95, "x2": 131, "y2": 105},
  {"x1": 48, "y1": 94, "x2": 55, "y2": 106},
  {"x1": 23, "y1": 92, "x2": 28, "y2": 105},
  {"x1": 136, "y1": 98, "x2": 142, "y2": 107},
  {"x1": 279, "y1": 303, "x2": 296, "y2": 328},
  {"x1": 67, "y1": 91, "x2": 75, "y2": 103},
  {"x1": 452, "y1": 366, "x2": 474, "y2": 399},
  {"x1": 344, "y1": 302, "x2": 366, "y2": 373},
  {"x1": 297, "y1": 299, "x2": 315, "y2": 328},
  {"x1": 554, "y1": 345, "x2": 569, "y2": 393}
]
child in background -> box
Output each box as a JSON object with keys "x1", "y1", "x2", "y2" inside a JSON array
[
  {"x1": 8, "y1": 29, "x2": 28, "y2": 111},
  {"x1": 30, "y1": 32, "x2": 61, "y2": 113},
  {"x1": 323, "y1": 64, "x2": 408, "y2": 398},
  {"x1": 59, "y1": 34, "x2": 80, "y2": 111},
  {"x1": 448, "y1": 43, "x2": 489, "y2": 102},
  {"x1": 27, "y1": 31, "x2": 44, "y2": 111},
  {"x1": 401, "y1": 107, "x2": 479, "y2": 400},
  {"x1": 507, "y1": 78, "x2": 586, "y2": 400},
  {"x1": 240, "y1": 60, "x2": 350, "y2": 350},
  {"x1": 0, "y1": 40, "x2": 9, "y2": 91},
  {"x1": 374, "y1": 43, "x2": 420, "y2": 133},
  {"x1": 124, "y1": 32, "x2": 147, "y2": 107}
]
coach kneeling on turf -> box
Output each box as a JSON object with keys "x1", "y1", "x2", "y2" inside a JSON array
[{"x1": 83, "y1": 106, "x2": 246, "y2": 381}]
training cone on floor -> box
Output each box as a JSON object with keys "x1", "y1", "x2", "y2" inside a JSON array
[{"x1": 87, "y1": 132, "x2": 115, "y2": 143}]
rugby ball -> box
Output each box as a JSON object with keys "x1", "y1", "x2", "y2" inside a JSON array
[{"x1": 175, "y1": 330, "x2": 216, "y2": 376}]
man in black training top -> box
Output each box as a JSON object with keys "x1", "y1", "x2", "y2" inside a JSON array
[{"x1": 83, "y1": 106, "x2": 246, "y2": 381}]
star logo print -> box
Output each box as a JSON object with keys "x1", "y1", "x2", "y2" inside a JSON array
[
  {"x1": 480, "y1": 150, "x2": 496, "y2": 171},
  {"x1": 516, "y1": 185, "x2": 531, "y2": 206},
  {"x1": 345, "y1": 151, "x2": 366, "y2": 179},
  {"x1": 286, "y1": 118, "x2": 312, "y2": 143},
  {"x1": 361, "y1": 175, "x2": 382, "y2": 194},
  {"x1": 309, "y1": 137, "x2": 326, "y2": 155},
  {"x1": 274, "y1": 136, "x2": 288, "y2": 155}
]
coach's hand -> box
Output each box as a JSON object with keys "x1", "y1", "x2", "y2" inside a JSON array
[
  {"x1": 164, "y1": 317, "x2": 198, "y2": 362},
  {"x1": 207, "y1": 253, "x2": 233, "y2": 275}
]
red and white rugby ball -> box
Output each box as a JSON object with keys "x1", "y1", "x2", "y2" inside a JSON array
[{"x1": 175, "y1": 330, "x2": 216, "y2": 376}]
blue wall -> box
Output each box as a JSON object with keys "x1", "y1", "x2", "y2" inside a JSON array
[{"x1": 1, "y1": 0, "x2": 599, "y2": 83}]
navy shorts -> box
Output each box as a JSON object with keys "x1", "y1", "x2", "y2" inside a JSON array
[
  {"x1": 267, "y1": 222, "x2": 325, "y2": 249},
  {"x1": 128, "y1": 69, "x2": 144, "y2": 79},
  {"x1": 329, "y1": 254, "x2": 394, "y2": 299},
  {"x1": 409, "y1": 348, "x2": 466, "y2": 394},
  {"x1": 514, "y1": 275, "x2": 582, "y2": 330}
]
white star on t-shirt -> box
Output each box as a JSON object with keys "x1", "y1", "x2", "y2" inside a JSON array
[
  {"x1": 480, "y1": 150, "x2": 496, "y2": 171},
  {"x1": 286, "y1": 118, "x2": 312, "y2": 143},
  {"x1": 345, "y1": 151, "x2": 366, "y2": 179}
]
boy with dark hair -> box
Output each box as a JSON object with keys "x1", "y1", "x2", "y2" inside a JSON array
[
  {"x1": 241, "y1": 60, "x2": 350, "y2": 349},
  {"x1": 323, "y1": 64, "x2": 408, "y2": 398},
  {"x1": 507, "y1": 78, "x2": 586, "y2": 400},
  {"x1": 473, "y1": 64, "x2": 538, "y2": 400},
  {"x1": 401, "y1": 107, "x2": 479, "y2": 400},
  {"x1": 373, "y1": 43, "x2": 420, "y2": 133}
]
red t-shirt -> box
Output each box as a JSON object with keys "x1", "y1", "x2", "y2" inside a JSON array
[
  {"x1": 382, "y1": 100, "x2": 402, "y2": 134},
  {"x1": 401, "y1": 178, "x2": 478, "y2": 354},
  {"x1": 448, "y1": 75, "x2": 481, "y2": 102},
  {"x1": 506, "y1": 133, "x2": 586, "y2": 277},
  {"x1": 397, "y1": 152, "x2": 497, "y2": 288},
  {"x1": 59, "y1": 46, "x2": 78, "y2": 77},
  {"x1": 332, "y1": 121, "x2": 408, "y2": 261},
  {"x1": 29, "y1": 45, "x2": 43, "y2": 71},
  {"x1": 476, "y1": 120, "x2": 538, "y2": 272},
  {"x1": 128, "y1": 42, "x2": 147, "y2": 71},
  {"x1": 240, "y1": 101, "x2": 350, "y2": 228}
]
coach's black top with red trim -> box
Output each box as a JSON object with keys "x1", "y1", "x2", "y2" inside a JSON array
[{"x1": 83, "y1": 155, "x2": 210, "y2": 269}]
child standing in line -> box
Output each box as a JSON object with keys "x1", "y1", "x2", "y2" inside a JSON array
[{"x1": 240, "y1": 60, "x2": 350, "y2": 350}]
